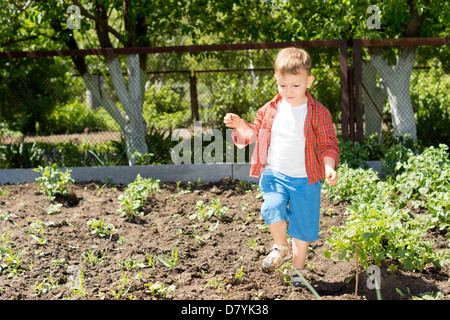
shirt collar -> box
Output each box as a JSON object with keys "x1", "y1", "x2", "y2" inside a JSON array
[{"x1": 270, "y1": 91, "x2": 314, "y2": 109}]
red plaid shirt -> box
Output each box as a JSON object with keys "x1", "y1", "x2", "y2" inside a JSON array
[{"x1": 231, "y1": 91, "x2": 339, "y2": 184}]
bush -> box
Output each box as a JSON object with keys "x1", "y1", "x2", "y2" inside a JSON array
[
  {"x1": 45, "y1": 102, "x2": 118, "y2": 135},
  {"x1": 323, "y1": 144, "x2": 450, "y2": 272}
]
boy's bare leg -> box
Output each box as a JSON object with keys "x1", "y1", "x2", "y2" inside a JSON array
[
  {"x1": 268, "y1": 220, "x2": 288, "y2": 246},
  {"x1": 292, "y1": 238, "x2": 309, "y2": 270}
]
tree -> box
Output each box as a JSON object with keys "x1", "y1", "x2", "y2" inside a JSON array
[
  {"x1": 1, "y1": 0, "x2": 288, "y2": 164},
  {"x1": 281, "y1": 0, "x2": 449, "y2": 142}
]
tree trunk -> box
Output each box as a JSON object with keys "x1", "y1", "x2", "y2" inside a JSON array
[
  {"x1": 362, "y1": 60, "x2": 387, "y2": 143},
  {"x1": 369, "y1": 47, "x2": 417, "y2": 142},
  {"x1": 106, "y1": 53, "x2": 148, "y2": 165},
  {"x1": 82, "y1": 55, "x2": 149, "y2": 165}
]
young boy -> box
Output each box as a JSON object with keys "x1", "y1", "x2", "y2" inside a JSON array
[{"x1": 223, "y1": 47, "x2": 339, "y2": 287}]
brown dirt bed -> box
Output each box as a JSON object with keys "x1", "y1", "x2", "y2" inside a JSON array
[{"x1": 0, "y1": 178, "x2": 448, "y2": 301}]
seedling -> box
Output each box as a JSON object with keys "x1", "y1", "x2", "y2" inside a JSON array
[
  {"x1": 144, "y1": 282, "x2": 176, "y2": 298},
  {"x1": 34, "y1": 163, "x2": 74, "y2": 201},
  {"x1": 156, "y1": 245, "x2": 179, "y2": 268},
  {"x1": 234, "y1": 266, "x2": 245, "y2": 283},
  {"x1": 87, "y1": 219, "x2": 116, "y2": 239},
  {"x1": 190, "y1": 199, "x2": 229, "y2": 221},
  {"x1": 117, "y1": 174, "x2": 161, "y2": 220}
]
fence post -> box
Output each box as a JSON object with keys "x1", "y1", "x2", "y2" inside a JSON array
[
  {"x1": 353, "y1": 39, "x2": 364, "y2": 144},
  {"x1": 348, "y1": 68, "x2": 355, "y2": 142},
  {"x1": 189, "y1": 71, "x2": 200, "y2": 121},
  {"x1": 340, "y1": 40, "x2": 349, "y2": 142}
]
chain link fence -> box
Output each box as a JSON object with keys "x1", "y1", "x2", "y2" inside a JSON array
[
  {"x1": 357, "y1": 41, "x2": 449, "y2": 152},
  {"x1": 1, "y1": 41, "x2": 448, "y2": 169}
]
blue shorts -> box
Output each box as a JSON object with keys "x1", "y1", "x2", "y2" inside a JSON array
[{"x1": 259, "y1": 168, "x2": 322, "y2": 242}]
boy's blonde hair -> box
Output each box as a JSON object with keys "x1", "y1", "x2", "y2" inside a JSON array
[{"x1": 274, "y1": 47, "x2": 312, "y2": 75}]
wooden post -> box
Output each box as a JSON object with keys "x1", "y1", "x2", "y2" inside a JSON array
[
  {"x1": 353, "y1": 39, "x2": 364, "y2": 144},
  {"x1": 348, "y1": 69, "x2": 355, "y2": 142},
  {"x1": 189, "y1": 71, "x2": 200, "y2": 121},
  {"x1": 340, "y1": 41, "x2": 349, "y2": 142}
]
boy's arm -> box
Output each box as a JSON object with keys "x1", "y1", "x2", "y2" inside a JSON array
[
  {"x1": 317, "y1": 107, "x2": 339, "y2": 186},
  {"x1": 317, "y1": 109, "x2": 340, "y2": 168},
  {"x1": 226, "y1": 109, "x2": 264, "y2": 149}
]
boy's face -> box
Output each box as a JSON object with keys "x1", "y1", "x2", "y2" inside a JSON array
[{"x1": 275, "y1": 71, "x2": 314, "y2": 107}]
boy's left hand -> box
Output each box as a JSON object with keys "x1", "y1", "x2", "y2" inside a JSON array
[{"x1": 325, "y1": 165, "x2": 338, "y2": 186}]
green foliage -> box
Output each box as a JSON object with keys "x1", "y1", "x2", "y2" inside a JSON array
[
  {"x1": 155, "y1": 246, "x2": 179, "y2": 268},
  {"x1": 411, "y1": 65, "x2": 450, "y2": 148},
  {"x1": 394, "y1": 144, "x2": 450, "y2": 229},
  {"x1": 34, "y1": 164, "x2": 74, "y2": 201},
  {"x1": 323, "y1": 144, "x2": 450, "y2": 272},
  {"x1": 206, "y1": 74, "x2": 278, "y2": 125},
  {"x1": 87, "y1": 219, "x2": 117, "y2": 239},
  {"x1": 190, "y1": 199, "x2": 229, "y2": 221},
  {"x1": 146, "y1": 82, "x2": 189, "y2": 114},
  {"x1": 0, "y1": 58, "x2": 72, "y2": 135},
  {"x1": 117, "y1": 174, "x2": 161, "y2": 220},
  {"x1": 45, "y1": 102, "x2": 117, "y2": 135},
  {"x1": 0, "y1": 140, "x2": 45, "y2": 169},
  {"x1": 144, "y1": 282, "x2": 176, "y2": 298}
]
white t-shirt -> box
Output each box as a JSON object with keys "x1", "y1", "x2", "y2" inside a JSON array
[{"x1": 267, "y1": 98, "x2": 308, "y2": 178}]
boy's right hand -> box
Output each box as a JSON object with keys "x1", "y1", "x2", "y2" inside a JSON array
[{"x1": 223, "y1": 113, "x2": 242, "y2": 129}]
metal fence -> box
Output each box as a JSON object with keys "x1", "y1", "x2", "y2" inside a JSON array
[
  {"x1": 352, "y1": 38, "x2": 449, "y2": 148},
  {"x1": 0, "y1": 38, "x2": 448, "y2": 169}
]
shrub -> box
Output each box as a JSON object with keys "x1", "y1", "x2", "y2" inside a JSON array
[{"x1": 323, "y1": 144, "x2": 450, "y2": 272}]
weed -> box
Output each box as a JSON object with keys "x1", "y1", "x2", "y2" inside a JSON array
[
  {"x1": 117, "y1": 174, "x2": 161, "y2": 220},
  {"x1": 117, "y1": 258, "x2": 144, "y2": 270},
  {"x1": 0, "y1": 246, "x2": 24, "y2": 278},
  {"x1": 156, "y1": 245, "x2": 179, "y2": 268},
  {"x1": 204, "y1": 277, "x2": 227, "y2": 293},
  {"x1": 190, "y1": 199, "x2": 229, "y2": 221},
  {"x1": 144, "y1": 282, "x2": 176, "y2": 298},
  {"x1": 87, "y1": 219, "x2": 116, "y2": 239},
  {"x1": 111, "y1": 271, "x2": 130, "y2": 299},
  {"x1": 34, "y1": 273, "x2": 60, "y2": 295},
  {"x1": 246, "y1": 239, "x2": 258, "y2": 249},
  {"x1": 234, "y1": 266, "x2": 245, "y2": 283},
  {"x1": 34, "y1": 163, "x2": 74, "y2": 201},
  {"x1": 82, "y1": 249, "x2": 108, "y2": 264}
]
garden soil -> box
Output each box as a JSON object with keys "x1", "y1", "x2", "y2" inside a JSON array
[{"x1": 0, "y1": 178, "x2": 449, "y2": 301}]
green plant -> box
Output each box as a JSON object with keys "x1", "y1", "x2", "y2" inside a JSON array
[
  {"x1": 117, "y1": 258, "x2": 144, "y2": 270},
  {"x1": 28, "y1": 219, "x2": 48, "y2": 245},
  {"x1": 234, "y1": 266, "x2": 245, "y2": 283},
  {"x1": 156, "y1": 245, "x2": 179, "y2": 268},
  {"x1": 204, "y1": 276, "x2": 227, "y2": 293},
  {"x1": 87, "y1": 219, "x2": 117, "y2": 239},
  {"x1": 117, "y1": 174, "x2": 161, "y2": 220},
  {"x1": 0, "y1": 139, "x2": 45, "y2": 169},
  {"x1": 0, "y1": 246, "x2": 24, "y2": 278},
  {"x1": 394, "y1": 144, "x2": 450, "y2": 231},
  {"x1": 111, "y1": 271, "x2": 130, "y2": 299},
  {"x1": 323, "y1": 145, "x2": 450, "y2": 272},
  {"x1": 82, "y1": 249, "x2": 109, "y2": 264},
  {"x1": 47, "y1": 203, "x2": 63, "y2": 215},
  {"x1": 34, "y1": 163, "x2": 74, "y2": 201},
  {"x1": 144, "y1": 282, "x2": 176, "y2": 298},
  {"x1": 34, "y1": 273, "x2": 60, "y2": 295},
  {"x1": 190, "y1": 199, "x2": 229, "y2": 221}
]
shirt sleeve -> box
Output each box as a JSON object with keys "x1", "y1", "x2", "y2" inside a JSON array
[
  {"x1": 317, "y1": 107, "x2": 340, "y2": 168},
  {"x1": 231, "y1": 107, "x2": 265, "y2": 149}
]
